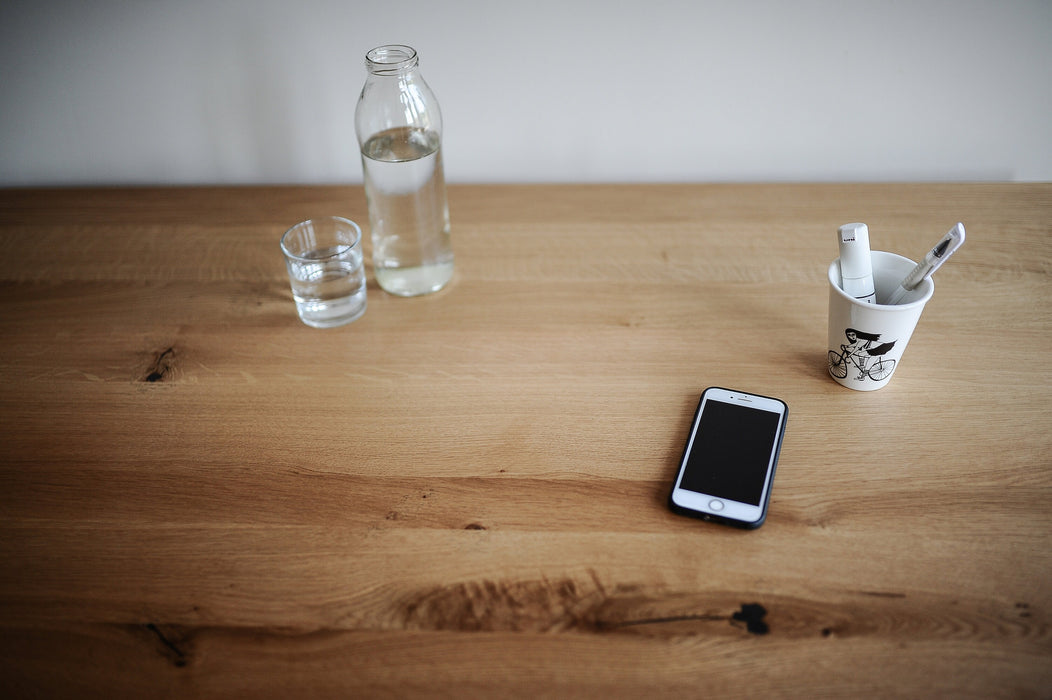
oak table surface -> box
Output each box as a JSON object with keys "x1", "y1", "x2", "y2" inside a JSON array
[{"x1": 0, "y1": 184, "x2": 1049, "y2": 698}]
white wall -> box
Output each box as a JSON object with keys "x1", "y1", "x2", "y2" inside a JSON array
[{"x1": 1, "y1": 0, "x2": 1049, "y2": 185}]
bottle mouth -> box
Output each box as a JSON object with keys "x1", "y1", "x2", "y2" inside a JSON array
[{"x1": 366, "y1": 45, "x2": 418, "y2": 74}]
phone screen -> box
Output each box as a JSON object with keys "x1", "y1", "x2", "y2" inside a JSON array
[{"x1": 679, "y1": 399, "x2": 782, "y2": 506}]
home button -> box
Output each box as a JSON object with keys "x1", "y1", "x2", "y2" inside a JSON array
[{"x1": 709, "y1": 499, "x2": 725, "y2": 511}]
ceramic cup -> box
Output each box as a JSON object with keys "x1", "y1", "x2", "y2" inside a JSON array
[{"x1": 827, "y1": 251, "x2": 934, "y2": 391}]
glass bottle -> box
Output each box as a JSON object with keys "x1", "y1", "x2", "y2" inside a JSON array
[{"x1": 355, "y1": 45, "x2": 454, "y2": 297}]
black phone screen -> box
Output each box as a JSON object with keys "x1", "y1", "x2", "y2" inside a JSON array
[{"x1": 679, "y1": 400, "x2": 781, "y2": 506}]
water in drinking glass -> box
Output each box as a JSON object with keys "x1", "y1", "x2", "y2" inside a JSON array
[
  {"x1": 280, "y1": 217, "x2": 367, "y2": 329},
  {"x1": 286, "y1": 248, "x2": 366, "y2": 328}
]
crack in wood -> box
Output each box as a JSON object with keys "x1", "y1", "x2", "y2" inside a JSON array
[
  {"x1": 731, "y1": 602, "x2": 769, "y2": 635},
  {"x1": 600, "y1": 613, "x2": 727, "y2": 629},
  {"x1": 144, "y1": 623, "x2": 188, "y2": 667},
  {"x1": 143, "y1": 347, "x2": 176, "y2": 383},
  {"x1": 401, "y1": 576, "x2": 773, "y2": 637},
  {"x1": 853, "y1": 590, "x2": 908, "y2": 599}
]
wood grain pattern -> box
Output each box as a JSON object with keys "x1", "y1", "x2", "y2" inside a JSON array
[{"x1": 1, "y1": 184, "x2": 1049, "y2": 698}]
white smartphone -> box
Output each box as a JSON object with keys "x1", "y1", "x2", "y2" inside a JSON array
[{"x1": 668, "y1": 387, "x2": 788, "y2": 529}]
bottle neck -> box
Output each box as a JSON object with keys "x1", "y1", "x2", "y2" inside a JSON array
[{"x1": 365, "y1": 45, "x2": 419, "y2": 77}]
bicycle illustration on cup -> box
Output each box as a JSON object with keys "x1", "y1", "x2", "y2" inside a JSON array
[{"x1": 828, "y1": 328, "x2": 898, "y2": 382}]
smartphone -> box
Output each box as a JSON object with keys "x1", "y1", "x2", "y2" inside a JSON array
[{"x1": 668, "y1": 387, "x2": 788, "y2": 529}]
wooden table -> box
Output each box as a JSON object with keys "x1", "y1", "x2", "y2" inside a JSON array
[{"x1": 1, "y1": 184, "x2": 1049, "y2": 697}]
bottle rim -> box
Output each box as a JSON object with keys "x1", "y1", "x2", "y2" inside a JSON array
[{"x1": 366, "y1": 45, "x2": 418, "y2": 74}]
